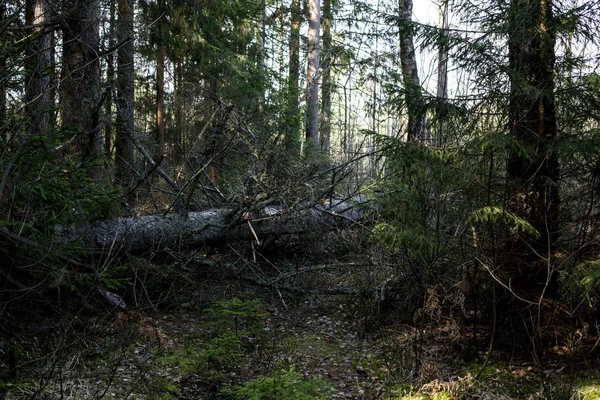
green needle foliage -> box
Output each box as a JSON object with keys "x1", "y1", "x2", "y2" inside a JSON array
[{"x1": 225, "y1": 368, "x2": 336, "y2": 400}]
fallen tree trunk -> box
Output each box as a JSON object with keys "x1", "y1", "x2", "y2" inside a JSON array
[{"x1": 55, "y1": 195, "x2": 369, "y2": 251}]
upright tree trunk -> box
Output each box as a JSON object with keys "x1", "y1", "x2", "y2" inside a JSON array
[
  {"x1": 25, "y1": 0, "x2": 53, "y2": 137},
  {"x1": 61, "y1": 0, "x2": 102, "y2": 164},
  {"x1": 0, "y1": 3, "x2": 6, "y2": 140},
  {"x1": 115, "y1": 0, "x2": 135, "y2": 192},
  {"x1": 506, "y1": 0, "x2": 560, "y2": 301},
  {"x1": 398, "y1": 0, "x2": 425, "y2": 143},
  {"x1": 156, "y1": 43, "x2": 166, "y2": 161},
  {"x1": 320, "y1": 0, "x2": 331, "y2": 152},
  {"x1": 104, "y1": 0, "x2": 116, "y2": 156},
  {"x1": 173, "y1": 61, "x2": 184, "y2": 163},
  {"x1": 305, "y1": 0, "x2": 320, "y2": 150},
  {"x1": 436, "y1": 0, "x2": 449, "y2": 147},
  {"x1": 256, "y1": 0, "x2": 266, "y2": 105},
  {"x1": 436, "y1": 0, "x2": 448, "y2": 101},
  {"x1": 154, "y1": 0, "x2": 166, "y2": 165},
  {"x1": 285, "y1": 0, "x2": 301, "y2": 152}
]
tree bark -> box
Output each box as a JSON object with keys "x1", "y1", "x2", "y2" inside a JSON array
[
  {"x1": 285, "y1": 0, "x2": 301, "y2": 152},
  {"x1": 156, "y1": 42, "x2": 166, "y2": 161},
  {"x1": 56, "y1": 196, "x2": 368, "y2": 251},
  {"x1": 155, "y1": 0, "x2": 166, "y2": 163},
  {"x1": 25, "y1": 0, "x2": 53, "y2": 138},
  {"x1": 0, "y1": 3, "x2": 6, "y2": 140},
  {"x1": 61, "y1": 0, "x2": 101, "y2": 162},
  {"x1": 506, "y1": 0, "x2": 560, "y2": 300},
  {"x1": 320, "y1": 0, "x2": 331, "y2": 152},
  {"x1": 436, "y1": 0, "x2": 448, "y2": 102},
  {"x1": 305, "y1": 0, "x2": 320, "y2": 150},
  {"x1": 104, "y1": 0, "x2": 116, "y2": 156},
  {"x1": 398, "y1": 0, "x2": 425, "y2": 143},
  {"x1": 115, "y1": 0, "x2": 135, "y2": 192},
  {"x1": 436, "y1": 0, "x2": 449, "y2": 147},
  {"x1": 256, "y1": 0, "x2": 266, "y2": 104}
]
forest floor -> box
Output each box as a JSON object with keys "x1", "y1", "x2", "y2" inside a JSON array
[{"x1": 2, "y1": 244, "x2": 600, "y2": 399}]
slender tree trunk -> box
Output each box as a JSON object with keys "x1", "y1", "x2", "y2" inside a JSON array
[
  {"x1": 156, "y1": 43, "x2": 166, "y2": 161},
  {"x1": 320, "y1": 0, "x2": 331, "y2": 152},
  {"x1": 506, "y1": 0, "x2": 560, "y2": 302},
  {"x1": 0, "y1": 3, "x2": 6, "y2": 140},
  {"x1": 370, "y1": 0, "x2": 381, "y2": 176},
  {"x1": 104, "y1": 0, "x2": 116, "y2": 156},
  {"x1": 285, "y1": 0, "x2": 301, "y2": 152},
  {"x1": 25, "y1": 0, "x2": 53, "y2": 137},
  {"x1": 436, "y1": 0, "x2": 448, "y2": 147},
  {"x1": 256, "y1": 0, "x2": 266, "y2": 105},
  {"x1": 61, "y1": 0, "x2": 102, "y2": 164},
  {"x1": 174, "y1": 61, "x2": 184, "y2": 163},
  {"x1": 115, "y1": 0, "x2": 135, "y2": 193},
  {"x1": 398, "y1": 0, "x2": 425, "y2": 143},
  {"x1": 305, "y1": 0, "x2": 320, "y2": 150}
]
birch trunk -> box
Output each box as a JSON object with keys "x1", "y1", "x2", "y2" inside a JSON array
[{"x1": 398, "y1": 0, "x2": 425, "y2": 143}]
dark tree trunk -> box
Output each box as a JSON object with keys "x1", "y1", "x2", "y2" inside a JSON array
[
  {"x1": 436, "y1": 0, "x2": 449, "y2": 147},
  {"x1": 104, "y1": 0, "x2": 116, "y2": 156},
  {"x1": 285, "y1": 0, "x2": 301, "y2": 152},
  {"x1": 115, "y1": 0, "x2": 135, "y2": 193},
  {"x1": 61, "y1": 0, "x2": 101, "y2": 162},
  {"x1": 154, "y1": 0, "x2": 166, "y2": 164},
  {"x1": 156, "y1": 43, "x2": 166, "y2": 161},
  {"x1": 173, "y1": 61, "x2": 184, "y2": 164},
  {"x1": 25, "y1": 0, "x2": 53, "y2": 137},
  {"x1": 506, "y1": 0, "x2": 560, "y2": 301},
  {"x1": 0, "y1": 3, "x2": 6, "y2": 140},
  {"x1": 305, "y1": 0, "x2": 320, "y2": 150},
  {"x1": 320, "y1": 0, "x2": 331, "y2": 152}
]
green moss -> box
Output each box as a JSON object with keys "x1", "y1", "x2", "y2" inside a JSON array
[
  {"x1": 385, "y1": 391, "x2": 454, "y2": 400},
  {"x1": 225, "y1": 367, "x2": 336, "y2": 400},
  {"x1": 203, "y1": 297, "x2": 268, "y2": 337},
  {"x1": 156, "y1": 343, "x2": 205, "y2": 375},
  {"x1": 575, "y1": 374, "x2": 600, "y2": 399},
  {"x1": 144, "y1": 376, "x2": 181, "y2": 400},
  {"x1": 279, "y1": 333, "x2": 341, "y2": 366}
]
